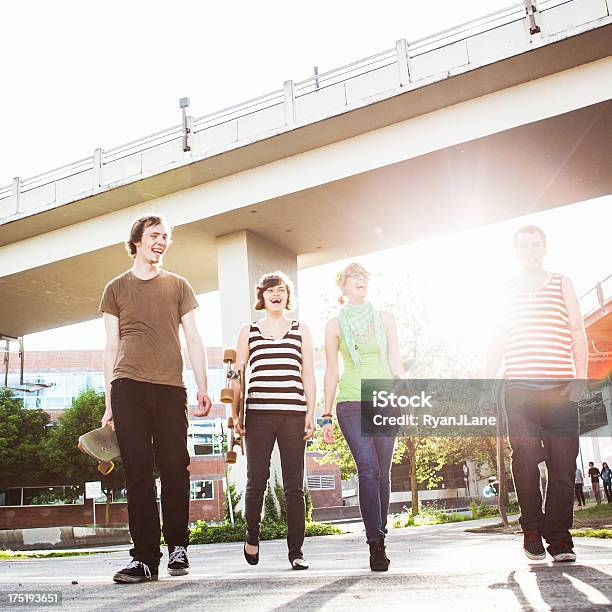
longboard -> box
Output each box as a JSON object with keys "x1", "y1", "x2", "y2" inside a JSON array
[
  {"x1": 494, "y1": 380, "x2": 509, "y2": 527},
  {"x1": 78, "y1": 425, "x2": 120, "y2": 476},
  {"x1": 220, "y1": 348, "x2": 245, "y2": 464}
]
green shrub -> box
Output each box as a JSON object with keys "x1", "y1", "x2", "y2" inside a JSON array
[
  {"x1": 571, "y1": 528, "x2": 612, "y2": 539},
  {"x1": 187, "y1": 518, "x2": 341, "y2": 545}
]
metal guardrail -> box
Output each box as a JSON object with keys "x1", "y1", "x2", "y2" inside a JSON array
[
  {"x1": 580, "y1": 274, "x2": 612, "y2": 316},
  {"x1": 0, "y1": 0, "x2": 609, "y2": 216}
]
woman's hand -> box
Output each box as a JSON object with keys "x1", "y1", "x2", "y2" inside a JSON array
[
  {"x1": 234, "y1": 415, "x2": 246, "y2": 437},
  {"x1": 304, "y1": 414, "x2": 315, "y2": 441},
  {"x1": 322, "y1": 423, "x2": 335, "y2": 444}
]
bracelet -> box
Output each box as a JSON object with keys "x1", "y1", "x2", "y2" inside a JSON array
[{"x1": 318, "y1": 416, "x2": 333, "y2": 427}]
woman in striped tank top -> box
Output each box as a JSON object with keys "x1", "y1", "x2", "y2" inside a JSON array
[{"x1": 232, "y1": 271, "x2": 316, "y2": 570}]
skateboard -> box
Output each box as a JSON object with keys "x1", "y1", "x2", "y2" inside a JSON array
[
  {"x1": 493, "y1": 380, "x2": 509, "y2": 527},
  {"x1": 220, "y1": 348, "x2": 245, "y2": 464},
  {"x1": 78, "y1": 425, "x2": 121, "y2": 476}
]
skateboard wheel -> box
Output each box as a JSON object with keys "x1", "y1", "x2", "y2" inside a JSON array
[
  {"x1": 98, "y1": 461, "x2": 114, "y2": 476},
  {"x1": 227, "y1": 416, "x2": 234, "y2": 428},
  {"x1": 220, "y1": 388, "x2": 234, "y2": 403},
  {"x1": 223, "y1": 348, "x2": 237, "y2": 364},
  {"x1": 225, "y1": 451, "x2": 237, "y2": 464}
]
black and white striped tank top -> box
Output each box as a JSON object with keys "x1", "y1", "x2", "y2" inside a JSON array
[
  {"x1": 246, "y1": 319, "x2": 306, "y2": 412},
  {"x1": 503, "y1": 272, "x2": 575, "y2": 388}
]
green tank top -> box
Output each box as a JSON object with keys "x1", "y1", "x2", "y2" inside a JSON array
[{"x1": 336, "y1": 333, "x2": 392, "y2": 403}]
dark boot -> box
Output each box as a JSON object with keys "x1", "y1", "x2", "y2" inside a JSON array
[{"x1": 369, "y1": 541, "x2": 390, "y2": 572}]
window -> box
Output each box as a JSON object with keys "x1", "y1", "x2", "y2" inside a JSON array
[
  {"x1": 185, "y1": 368, "x2": 225, "y2": 405},
  {"x1": 21, "y1": 372, "x2": 104, "y2": 410},
  {"x1": 307, "y1": 475, "x2": 336, "y2": 490},
  {"x1": 190, "y1": 480, "x2": 214, "y2": 500},
  {"x1": 0, "y1": 486, "x2": 84, "y2": 506},
  {"x1": 187, "y1": 420, "x2": 223, "y2": 456}
]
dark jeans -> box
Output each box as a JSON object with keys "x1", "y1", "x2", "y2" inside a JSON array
[
  {"x1": 111, "y1": 378, "x2": 190, "y2": 564},
  {"x1": 574, "y1": 483, "x2": 585, "y2": 506},
  {"x1": 604, "y1": 482, "x2": 612, "y2": 503},
  {"x1": 244, "y1": 411, "x2": 306, "y2": 561},
  {"x1": 505, "y1": 387, "x2": 579, "y2": 546},
  {"x1": 337, "y1": 401, "x2": 397, "y2": 545}
]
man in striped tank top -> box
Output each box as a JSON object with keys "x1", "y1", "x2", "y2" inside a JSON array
[{"x1": 484, "y1": 225, "x2": 587, "y2": 563}]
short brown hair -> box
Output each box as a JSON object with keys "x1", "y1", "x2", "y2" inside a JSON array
[
  {"x1": 254, "y1": 271, "x2": 296, "y2": 311},
  {"x1": 514, "y1": 224, "x2": 547, "y2": 248},
  {"x1": 126, "y1": 214, "x2": 168, "y2": 258}
]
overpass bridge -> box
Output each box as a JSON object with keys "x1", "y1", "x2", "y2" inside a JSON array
[
  {"x1": 582, "y1": 273, "x2": 612, "y2": 380},
  {"x1": 1, "y1": 0, "x2": 611, "y2": 347}
]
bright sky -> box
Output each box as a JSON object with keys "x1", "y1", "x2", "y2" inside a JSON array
[
  {"x1": 0, "y1": 0, "x2": 514, "y2": 186},
  {"x1": 4, "y1": 1, "x2": 611, "y2": 361}
]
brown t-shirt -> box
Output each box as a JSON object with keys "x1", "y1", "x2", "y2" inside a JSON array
[{"x1": 99, "y1": 269, "x2": 198, "y2": 387}]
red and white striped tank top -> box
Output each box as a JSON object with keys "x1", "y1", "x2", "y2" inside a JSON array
[{"x1": 503, "y1": 272, "x2": 575, "y2": 387}]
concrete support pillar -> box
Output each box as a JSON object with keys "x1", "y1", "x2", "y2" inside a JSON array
[
  {"x1": 216, "y1": 230, "x2": 298, "y2": 347},
  {"x1": 216, "y1": 230, "x2": 298, "y2": 510}
]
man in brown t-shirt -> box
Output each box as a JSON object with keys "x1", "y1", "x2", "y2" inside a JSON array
[{"x1": 100, "y1": 213, "x2": 211, "y2": 584}]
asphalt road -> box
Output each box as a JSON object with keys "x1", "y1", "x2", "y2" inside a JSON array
[{"x1": 1, "y1": 518, "x2": 611, "y2": 611}]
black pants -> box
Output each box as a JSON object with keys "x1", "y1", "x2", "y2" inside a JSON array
[
  {"x1": 506, "y1": 387, "x2": 579, "y2": 546},
  {"x1": 604, "y1": 482, "x2": 612, "y2": 503},
  {"x1": 244, "y1": 411, "x2": 306, "y2": 561},
  {"x1": 111, "y1": 378, "x2": 190, "y2": 564},
  {"x1": 574, "y1": 483, "x2": 585, "y2": 506}
]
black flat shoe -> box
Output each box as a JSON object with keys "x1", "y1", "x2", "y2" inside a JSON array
[{"x1": 244, "y1": 542, "x2": 259, "y2": 566}]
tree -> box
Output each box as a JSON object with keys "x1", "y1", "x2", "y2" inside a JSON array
[
  {"x1": 224, "y1": 470, "x2": 244, "y2": 523},
  {"x1": 262, "y1": 482, "x2": 279, "y2": 525},
  {"x1": 42, "y1": 389, "x2": 125, "y2": 525},
  {"x1": 0, "y1": 388, "x2": 50, "y2": 488}
]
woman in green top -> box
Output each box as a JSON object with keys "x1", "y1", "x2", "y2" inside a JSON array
[{"x1": 322, "y1": 262, "x2": 404, "y2": 571}]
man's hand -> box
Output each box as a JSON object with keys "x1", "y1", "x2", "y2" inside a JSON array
[
  {"x1": 190, "y1": 390, "x2": 212, "y2": 417},
  {"x1": 479, "y1": 381, "x2": 498, "y2": 412},
  {"x1": 101, "y1": 403, "x2": 114, "y2": 431},
  {"x1": 322, "y1": 423, "x2": 335, "y2": 444},
  {"x1": 561, "y1": 379, "x2": 587, "y2": 403},
  {"x1": 304, "y1": 414, "x2": 315, "y2": 441}
]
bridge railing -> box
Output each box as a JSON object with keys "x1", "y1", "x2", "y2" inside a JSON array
[
  {"x1": 1, "y1": 0, "x2": 609, "y2": 222},
  {"x1": 581, "y1": 274, "x2": 612, "y2": 317}
]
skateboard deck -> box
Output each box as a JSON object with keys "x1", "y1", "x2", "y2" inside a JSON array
[
  {"x1": 220, "y1": 348, "x2": 245, "y2": 464},
  {"x1": 78, "y1": 425, "x2": 120, "y2": 476},
  {"x1": 494, "y1": 381, "x2": 509, "y2": 527}
]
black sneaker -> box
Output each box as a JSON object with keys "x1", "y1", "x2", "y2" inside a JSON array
[
  {"x1": 522, "y1": 529, "x2": 546, "y2": 561},
  {"x1": 547, "y1": 540, "x2": 576, "y2": 562},
  {"x1": 369, "y1": 542, "x2": 390, "y2": 572},
  {"x1": 290, "y1": 556, "x2": 309, "y2": 570},
  {"x1": 113, "y1": 559, "x2": 158, "y2": 583},
  {"x1": 167, "y1": 545, "x2": 190, "y2": 576}
]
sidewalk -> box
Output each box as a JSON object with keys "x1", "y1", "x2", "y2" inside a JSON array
[{"x1": 1, "y1": 517, "x2": 611, "y2": 611}]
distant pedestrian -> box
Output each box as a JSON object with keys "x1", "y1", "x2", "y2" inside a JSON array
[
  {"x1": 588, "y1": 462, "x2": 602, "y2": 504},
  {"x1": 601, "y1": 462, "x2": 612, "y2": 503},
  {"x1": 574, "y1": 468, "x2": 585, "y2": 507}
]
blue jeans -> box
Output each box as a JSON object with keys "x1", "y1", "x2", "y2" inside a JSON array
[{"x1": 337, "y1": 401, "x2": 397, "y2": 544}]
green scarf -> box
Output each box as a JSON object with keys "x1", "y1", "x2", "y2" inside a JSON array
[{"x1": 339, "y1": 301, "x2": 387, "y2": 368}]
